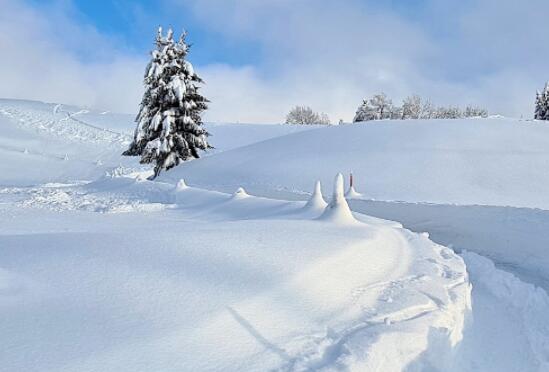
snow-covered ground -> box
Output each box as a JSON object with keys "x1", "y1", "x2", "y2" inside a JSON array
[
  {"x1": 162, "y1": 117, "x2": 549, "y2": 209},
  {"x1": 1, "y1": 99, "x2": 549, "y2": 371}
]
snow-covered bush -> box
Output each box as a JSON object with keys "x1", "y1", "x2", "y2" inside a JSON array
[
  {"x1": 123, "y1": 27, "x2": 211, "y2": 179},
  {"x1": 285, "y1": 106, "x2": 331, "y2": 125}
]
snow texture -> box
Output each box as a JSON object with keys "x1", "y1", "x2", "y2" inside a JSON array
[{"x1": 1, "y1": 98, "x2": 548, "y2": 371}]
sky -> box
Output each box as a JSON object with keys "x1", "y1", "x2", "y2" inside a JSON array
[{"x1": 1, "y1": 0, "x2": 548, "y2": 123}]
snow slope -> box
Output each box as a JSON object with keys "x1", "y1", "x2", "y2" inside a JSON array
[
  {"x1": 0, "y1": 99, "x2": 133, "y2": 185},
  {"x1": 162, "y1": 118, "x2": 549, "y2": 209},
  {"x1": 0, "y1": 99, "x2": 315, "y2": 186},
  {"x1": 0, "y1": 175, "x2": 470, "y2": 371},
  {"x1": 1, "y1": 99, "x2": 549, "y2": 371}
]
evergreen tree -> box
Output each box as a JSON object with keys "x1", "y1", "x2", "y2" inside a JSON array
[
  {"x1": 543, "y1": 83, "x2": 549, "y2": 120},
  {"x1": 535, "y1": 91, "x2": 544, "y2": 120},
  {"x1": 123, "y1": 27, "x2": 211, "y2": 179}
]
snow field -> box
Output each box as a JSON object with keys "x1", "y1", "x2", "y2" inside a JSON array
[
  {"x1": 0, "y1": 173, "x2": 470, "y2": 371},
  {"x1": 1, "y1": 99, "x2": 549, "y2": 370}
]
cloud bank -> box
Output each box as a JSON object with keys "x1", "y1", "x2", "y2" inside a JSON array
[{"x1": 1, "y1": 0, "x2": 548, "y2": 122}]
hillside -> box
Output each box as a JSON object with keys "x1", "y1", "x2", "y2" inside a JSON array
[
  {"x1": 1, "y1": 99, "x2": 548, "y2": 371},
  {"x1": 163, "y1": 118, "x2": 549, "y2": 209}
]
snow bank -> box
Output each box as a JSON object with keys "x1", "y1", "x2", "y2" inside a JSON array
[
  {"x1": 453, "y1": 252, "x2": 549, "y2": 371},
  {"x1": 348, "y1": 199, "x2": 549, "y2": 291}
]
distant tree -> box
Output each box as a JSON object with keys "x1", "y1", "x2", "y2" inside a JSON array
[
  {"x1": 370, "y1": 93, "x2": 393, "y2": 120},
  {"x1": 353, "y1": 99, "x2": 377, "y2": 122},
  {"x1": 420, "y1": 99, "x2": 434, "y2": 119},
  {"x1": 285, "y1": 106, "x2": 330, "y2": 125},
  {"x1": 319, "y1": 112, "x2": 331, "y2": 125},
  {"x1": 535, "y1": 91, "x2": 545, "y2": 120},
  {"x1": 535, "y1": 82, "x2": 549, "y2": 120},
  {"x1": 464, "y1": 105, "x2": 488, "y2": 118},
  {"x1": 353, "y1": 93, "x2": 393, "y2": 122},
  {"x1": 123, "y1": 27, "x2": 211, "y2": 179},
  {"x1": 353, "y1": 94, "x2": 487, "y2": 122},
  {"x1": 402, "y1": 95, "x2": 422, "y2": 119},
  {"x1": 446, "y1": 106, "x2": 463, "y2": 119},
  {"x1": 390, "y1": 105, "x2": 403, "y2": 120},
  {"x1": 434, "y1": 106, "x2": 449, "y2": 119}
]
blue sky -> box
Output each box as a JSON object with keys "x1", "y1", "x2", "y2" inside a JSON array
[
  {"x1": 27, "y1": 0, "x2": 262, "y2": 66},
  {"x1": 2, "y1": 0, "x2": 549, "y2": 122},
  {"x1": 28, "y1": 0, "x2": 431, "y2": 65}
]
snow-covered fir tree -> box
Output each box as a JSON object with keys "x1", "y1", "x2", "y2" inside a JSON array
[
  {"x1": 124, "y1": 27, "x2": 211, "y2": 178},
  {"x1": 535, "y1": 82, "x2": 549, "y2": 120}
]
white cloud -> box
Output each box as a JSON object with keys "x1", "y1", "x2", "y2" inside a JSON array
[
  {"x1": 181, "y1": 0, "x2": 549, "y2": 122},
  {"x1": 2, "y1": 0, "x2": 549, "y2": 122},
  {"x1": 0, "y1": 0, "x2": 145, "y2": 113}
]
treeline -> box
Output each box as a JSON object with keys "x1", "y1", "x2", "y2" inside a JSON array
[
  {"x1": 353, "y1": 93, "x2": 488, "y2": 122},
  {"x1": 284, "y1": 94, "x2": 488, "y2": 125}
]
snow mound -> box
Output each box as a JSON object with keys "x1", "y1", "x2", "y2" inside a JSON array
[
  {"x1": 345, "y1": 185, "x2": 362, "y2": 199},
  {"x1": 303, "y1": 180, "x2": 327, "y2": 214},
  {"x1": 319, "y1": 173, "x2": 357, "y2": 224},
  {"x1": 175, "y1": 178, "x2": 188, "y2": 190},
  {"x1": 231, "y1": 186, "x2": 250, "y2": 200}
]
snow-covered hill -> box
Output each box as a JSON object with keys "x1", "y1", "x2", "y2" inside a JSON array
[
  {"x1": 0, "y1": 99, "x2": 315, "y2": 185},
  {"x1": 163, "y1": 117, "x2": 549, "y2": 209},
  {"x1": 1, "y1": 99, "x2": 549, "y2": 371}
]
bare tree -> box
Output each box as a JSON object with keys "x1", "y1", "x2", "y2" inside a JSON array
[
  {"x1": 353, "y1": 93, "x2": 487, "y2": 122},
  {"x1": 402, "y1": 95, "x2": 422, "y2": 119},
  {"x1": 354, "y1": 93, "x2": 393, "y2": 122},
  {"x1": 285, "y1": 106, "x2": 330, "y2": 125},
  {"x1": 370, "y1": 93, "x2": 393, "y2": 120},
  {"x1": 420, "y1": 99, "x2": 434, "y2": 119},
  {"x1": 464, "y1": 105, "x2": 488, "y2": 118}
]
